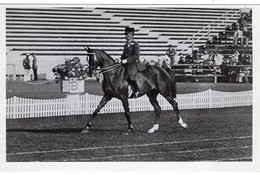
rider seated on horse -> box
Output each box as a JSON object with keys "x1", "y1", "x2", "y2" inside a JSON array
[{"x1": 120, "y1": 27, "x2": 146, "y2": 98}]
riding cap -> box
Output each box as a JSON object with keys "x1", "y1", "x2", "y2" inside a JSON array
[{"x1": 124, "y1": 27, "x2": 135, "y2": 35}]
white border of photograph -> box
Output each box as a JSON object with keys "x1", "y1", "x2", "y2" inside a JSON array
[{"x1": 0, "y1": 1, "x2": 259, "y2": 173}]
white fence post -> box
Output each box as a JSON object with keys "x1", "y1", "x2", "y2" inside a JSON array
[
  {"x1": 6, "y1": 90, "x2": 253, "y2": 119},
  {"x1": 208, "y1": 89, "x2": 212, "y2": 109}
]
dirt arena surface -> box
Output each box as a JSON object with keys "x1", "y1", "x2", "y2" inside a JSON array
[
  {"x1": 6, "y1": 106, "x2": 252, "y2": 162},
  {"x1": 6, "y1": 81, "x2": 252, "y2": 162}
]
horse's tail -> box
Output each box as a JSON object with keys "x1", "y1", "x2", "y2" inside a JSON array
[{"x1": 164, "y1": 67, "x2": 177, "y2": 98}]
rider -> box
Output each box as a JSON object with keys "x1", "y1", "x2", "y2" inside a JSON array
[{"x1": 120, "y1": 27, "x2": 146, "y2": 97}]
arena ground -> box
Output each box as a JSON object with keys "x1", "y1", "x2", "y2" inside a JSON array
[
  {"x1": 6, "y1": 106, "x2": 252, "y2": 162},
  {"x1": 6, "y1": 81, "x2": 252, "y2": 162}
]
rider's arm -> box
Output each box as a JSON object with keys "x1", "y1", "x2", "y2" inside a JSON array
[{"x1": 120, "y1": 44, "x2": 127, "y2": 60}]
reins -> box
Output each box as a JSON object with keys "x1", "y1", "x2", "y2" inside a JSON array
[
  {"x1": 100, "y1": 63, "x2": 122, "y2": 74},
  {"x1": 87, "y1": 50, "x2": 122, "y2": 74}
]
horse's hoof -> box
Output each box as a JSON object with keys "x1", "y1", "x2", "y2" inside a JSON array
[
  {"x1": 122, "y1": 128, "x2": 133, "y2": 135},
  {"x1": 178, "y1": 116, "x2": 188, "y2": 129},
  {"x1": 147, "y1": 128, "x2": 159, "y2": 133},
  {"x1": 148, "y1": 124, "x2": 159, "y2": 133},
  {"x1": 81, "y1": 129, "x2": 90, "y2": 134},
  {"x1": 122, "y1": 131, "x2": 130, "y2": 136},
  {"x1": 147, "y1": 128, "x2": 155, "y2": 134},
  {"x1": 180, "y1": 123, "x2": 188, "y2": 129}
]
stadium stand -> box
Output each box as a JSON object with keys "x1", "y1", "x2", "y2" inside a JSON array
[
  {"x1": 6, "y1": 7, "x2": 244, "y2": 80},
  {"x1": 173, "y1": 8, "x2": 252, "y2": 83}
]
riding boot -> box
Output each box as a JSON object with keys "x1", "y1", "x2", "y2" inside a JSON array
[{"x1": 129, "y1": 80, "x2": 138, "y2": 98}]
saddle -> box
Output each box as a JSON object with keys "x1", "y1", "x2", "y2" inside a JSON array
[{"x1": 125, "y1": 73, "x2": 139, "y2": 98}]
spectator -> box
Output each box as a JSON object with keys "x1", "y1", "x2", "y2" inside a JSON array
[
  {"x1": 32, "y1": 53, "x2": 38, "y2": 81},
  {"x1": 227, "y1": 51, "x2": 240, "y2": 83},
  {"x1": 213, "y1": 52, "x2": 224, "y2": 73},
  {"x1": 231, "y1": 22, "x2": 239, "y2": 30},
  {"x1": 166, "y1": 44, "x2": 176, "y2": 68},
  {"x1": 236, "y1": 66, "x2": 250, "y2": 83},
  {"x1": 239, "y1": 51, "x2": 245, "y2": 63},
  {"x1": 242, "y1": 66, "x2": 250, "y2": 83},
  {"x1": 185, "y1": 53, "x2": 193, "y2": 64},
  {"x1": 178, "y1": 53, "x2": 186, "y2": 64},
  {"x1": 233, "y1": 27, "x2": 244, "y2": 47},
  {"x1": 201, "y1": 51, "x2": 210, "y2": 63},
  {"x1": 208, "y1": 52, "x2": 214, "y2": 65},
  {"x1": 242, "y1": 27, "x2": 250, "y2": 47},
  {"x1": 238, "y1": 13, "x2": 249, "y2": 28},
  {"x1": 22, "y1": 53, "x2": 31, "y2": 81},
  {"x1": 230, "y1": 51, "x2": 240, "y2": 65},
  {"x1": 240, "y1": 8, "x2": 251, "y2": 17},
  {"x1": 213, "y1": 52, "x2": 223, "y2": 66}
]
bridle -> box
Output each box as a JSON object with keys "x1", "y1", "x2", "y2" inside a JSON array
[{"x1": 87, "y1": 52, "x2": 122, "y2": 75}]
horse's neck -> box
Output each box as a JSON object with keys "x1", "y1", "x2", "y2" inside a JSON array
[
  {"x1": 98, "y1": 51, "x2": 116, "y2": 68},
  {"x1": 97, "y1": 52, "x2": 126, "y2": 81},
  {"x1": 102, "y1": 60, "x2": 116, "y2": 68}
]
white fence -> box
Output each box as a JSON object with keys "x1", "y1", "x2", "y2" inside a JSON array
[{"x1": 6, "y1": 89, "x2": 252, "y2": 119}]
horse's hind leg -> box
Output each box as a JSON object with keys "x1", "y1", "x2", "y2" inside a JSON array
[
  {"x1": 147, "y1": 91, "x2": 161, "y2": 133},
  {"x1": 120, "y1": 97, "x2": 133, "y2": 135},
  {"x1": 81, "y1": 96, "x2": 111, "y2": 133},
  {"x1": 164, "y1": 95, "x2": 188, "y2": 129}
]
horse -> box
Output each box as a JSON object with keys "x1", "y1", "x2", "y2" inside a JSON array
[{"x1": 81, "y1": 47, "x2": 188, "y2": 134}]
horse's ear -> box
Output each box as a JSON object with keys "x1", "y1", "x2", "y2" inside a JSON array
[{"x1": 84, "y1": 46, "x2": 91, "y2": 52}]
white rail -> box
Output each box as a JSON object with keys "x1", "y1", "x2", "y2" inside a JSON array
[{"x1": 6, "y1": 89, "x2": 252, "y2": 119}]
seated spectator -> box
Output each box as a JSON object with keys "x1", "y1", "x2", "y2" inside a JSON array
[
  {"x1": 201, "y1": 51, "x2": 213, "y2": 66},
  {"x1": 248, "y1": 9, "x2": 252, "y2": 18},
  {"x1": 242, "y1": 27, "x2": 250, "y2": 47},
  {"x1": 236, "y1": 66, "x2": 250, "y2": 83},
  {"x1": 233, "y1": 27, "x2": 244, "y2": 47},
  {"x1": 201, "y1": 51, "x2": 210, "y2": 61},
  {"x1": 212, "y1": 52, "x2": 223, "y2": 74},
  {"x1": 238, "y1": 13, "x2": 249, "y2": 28},
  {"x1": 239, "y1": 51, "x2": 245, "y2": 63},
  {"x1": 230, "y1": 51, "x2": 240, "y2": 65},
  {"x1": 213, "y1": 52, "x2": 224, "y2": 65},
  {"x1": 242, "y1": 66, "x2": 250, "y2": 83},
  {"x1": 185, "y1": 53, "x2": 193, "y2": 64},
  {"x1": 208, "y1": 52, "x2": 215, "y2": 65},
  {"x1": 240, "y1": 8, "x2": 251, "y2": 17},
  {"x1": 178, "y1": 53, "x2": 186, "y2": 64}
]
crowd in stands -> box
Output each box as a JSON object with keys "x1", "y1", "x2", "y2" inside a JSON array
[{"x1": 172, "y1": 8, "x2": 252, "y2": 83}]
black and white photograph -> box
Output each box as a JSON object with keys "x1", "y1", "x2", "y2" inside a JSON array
[{"x1": 1, "y1": 1, "x2": 260, "y2": 173}]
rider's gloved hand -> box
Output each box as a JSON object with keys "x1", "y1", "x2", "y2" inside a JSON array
[{"x1": 122, "y1": 59, "x2": 127, "y2": 64}]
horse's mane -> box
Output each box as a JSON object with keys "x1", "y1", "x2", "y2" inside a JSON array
[{"x1": 95, "y1": 49, "x2": 116, "y2": 63}]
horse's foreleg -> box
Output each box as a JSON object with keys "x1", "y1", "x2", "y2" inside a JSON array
[
  {"x1": 81, "y1": 96, "x2": 111, "y2": 133},
  {"x1": 147, "y1": 91, "x2": 161, "y2": 133},
  {"x1": 165, "y1": 96, "x2": 188, "y2": 129},
  {"x1": 121, "y1": 98, "x2": 133, "y2": 135}
]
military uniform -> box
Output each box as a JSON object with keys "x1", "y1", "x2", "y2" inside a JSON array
[
  {"x1": 120, "y1": 28, "x2": 145, "y2": 81},
  {"x1": 121, "y1": 27, "x2": 145, "y2": 81}
]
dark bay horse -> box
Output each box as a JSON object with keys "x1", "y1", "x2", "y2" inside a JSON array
[{"x1": 81, "y1": 47, "x2": 188, "y2": 134}]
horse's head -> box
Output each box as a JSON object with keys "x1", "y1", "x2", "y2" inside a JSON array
[
  {"x1": 84, "y1": 46, "x2": 116, "y2": 77},
  {"x1": 84, "y1": 46, "x2": 99, "y2": 77}
]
